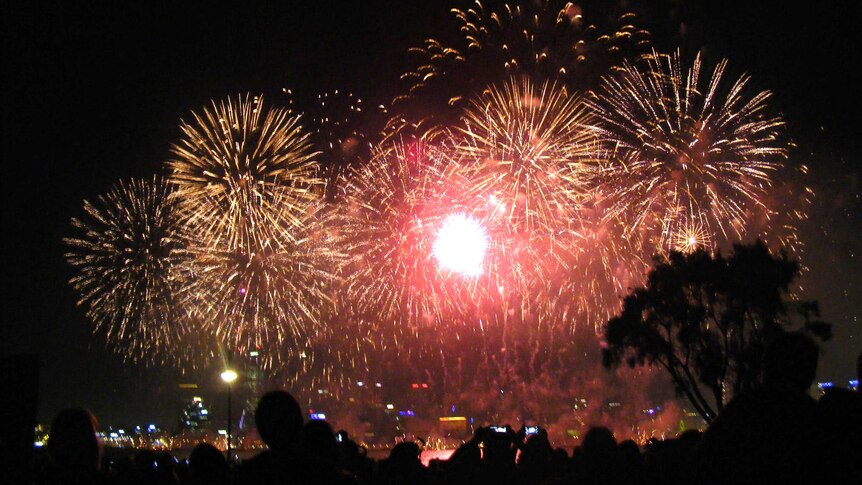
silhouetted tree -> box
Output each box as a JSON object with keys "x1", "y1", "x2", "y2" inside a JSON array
[{"x1": 602, "y1": 241, "x2": 831, "y2": 423}]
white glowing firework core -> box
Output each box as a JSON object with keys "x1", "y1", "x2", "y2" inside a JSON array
[{"x1": 433, "y1": 213, "x2": 488, "y2": 277}]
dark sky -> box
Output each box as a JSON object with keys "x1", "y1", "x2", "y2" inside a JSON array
[{"x1": 3, "y1": 1, "x2": 861, "y2": 427}]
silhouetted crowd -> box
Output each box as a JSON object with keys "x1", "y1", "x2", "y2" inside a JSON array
[{"x1": 31, "y1": 333, "x2": 862, "y2": 484}]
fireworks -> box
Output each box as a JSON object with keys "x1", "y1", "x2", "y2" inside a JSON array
[
  {"x1": 588, "y1": 50, "x2": 792, "y2": 255},
  {"x1": 65, "y1": 177, "x2": 190, "y2": 364},
  {"x1": 178, "y1": 200, "x2": 337, "y2": 369},
  {"x1": 456, "y1": 77, "x2": 599, "y2": 234},
  {"x1": 391, "y1": 0, "x2": 649, "y2": 137},
  {"x1": 432, "y1": 213, "x2": 489, "y2": 277},
  {"x1": 62, "y1": 7, "x2": 809, "y2": 415},
  {"x1": 166, "y1": 94, "x2": 335, "y2": 369},
  {"x1": 325, "y1": 79, "x2": 642, "y2": 393},
  {"x1": 322, "y1": 140, "x2": 508, "y2": 393},
  {"x1": 167, "y1": 94, "x2": 319, "y2": 249},
  {"x1": 334, "y1": 140, "x2": 487, "y2": 329},
  {"x1": 299, "y1": 89, "x2": 387, "y2": 200},
  {"x1": 453, "y1": 76, "x2": 643, "y2": 332},
  {"x1": 669, "y1": 207, "x2": 712, "y2": 254}
]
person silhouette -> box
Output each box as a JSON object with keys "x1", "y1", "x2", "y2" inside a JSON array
[
  {"x1": 571, "y1": 426, "x2": 622, "y2": 485},
  {"x1": 45, "y1": 407, "x2": 103, "y2": 484},
  {"x1": 817, "y1": 349, "x2": 862, "y2": 478},
  {"x1": 235, "y1": 390, "x2": 304, "y2": 485},
  {"x1": 299, "y1": 419, "x2": 359, "y2": 484},
  {"x1": 516, "y1": 427, "x2": 554, "y2": 483},
  {"x1": 696, "y1": 331, "x2": 853, "y2": 484},
  {"x1": 378, "y1": 440, "x2": 429, "y2": 484},
  {"x1": 187, "y1": 442, "x2": 229, "y2": 484}
]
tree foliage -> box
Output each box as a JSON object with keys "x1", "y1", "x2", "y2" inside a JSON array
[{"x1": 602, "y1": 241, "x2": 831, "y2": 423}]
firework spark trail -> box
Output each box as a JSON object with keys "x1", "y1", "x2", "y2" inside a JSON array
[
  {"x1": 335, "y1": 140, "x2": 490, "y2": 330},
  {"x1": 178, "y1": 200, "x2": 339, "y2": 369},
  {"x1": 391, "y1": 0, "x2": 650, "y2": 138},
  {"x1": 326, "y1": 80, "x2": 644, "y2": 392},
  {"x1": 167, "y1": 94, "x2": 336, "y2": 369},
  {"x1": 588, "y1": 50, "x2": 794, "y2": 256},
  {"x1": 453, "y1": 77, "x2": 644, "y2": 332},
  {"x1": 329, "y1": 138, "x2": 538, "y2": 392},
  {"x1": 294, "y1": 88, "x2": 388, "y2": 201},
  {"x1": 168, "y1": 94, "x2": 319, "y2": 249},
  {"x1": 753, "y1": 163, "x2": 811, "y2": 263},
  {"x1": 456, "y1": 77, "x2": 598, "y2": 234},
  {"x1": 65, "y1": 177, "x2": 192, "y2": 365},
  {"x1": 62, "y1": 21, "x2": 809, "y2": 417}
]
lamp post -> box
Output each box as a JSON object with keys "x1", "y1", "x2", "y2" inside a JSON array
[{"x1": 220, "y1": 369, "x2": 238, "y2": 461}]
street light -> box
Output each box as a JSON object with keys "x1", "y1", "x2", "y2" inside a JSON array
[{"x1": 220, "y1": 369, "x2": 238, "y2": 461}]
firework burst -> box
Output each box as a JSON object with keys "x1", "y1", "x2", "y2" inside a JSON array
[
  {"x1": 321, "y1": 140, "x2": 501, "y2": 393},
  {"x1": 167, "y1": 94, "x2": 334, "y2": 368},
  {"x1": 588, "y1": 50, "x2": 793, "y2": 255},
  {"x1": 335, "y1": 140, "x2": 489, "y2": 329},
  {"x1": 65, "y1": 177, "x2": 191, "y2": 364},
  {"x1": 456, "y1": 77, "x2": 599, "y2": 234},
  {"x1": 391, "y1": 0, "x2": 649, "y2": 137},
  {"x1": 454, "y1": 77, "x2": 644, "y2": 329},
  {"x1": 298, "y1": 89, "x2": 389, "y2": 200},
  {"x1": 167, "y1": 94, "x2": 319, "y2": 249}
]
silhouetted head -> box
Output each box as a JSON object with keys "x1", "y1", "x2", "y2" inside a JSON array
[
  {"x1": 302, "y1": 419, "x2": 340, "y2": 466},
  {"x1": 47, "y1": 408, "x2": 101, "y2": 473},
  {"x1": 762, "y1": 331, "x2": 819, "y2": 393},
  {"x1": 521, "y1": 431, "x2": 552, "y2": 459},
  {"x1": 581, "y1": 427, "x2": 617, "y2": 466},
  {"x1": 254, "y1": 390, "x2": 303, "y2": 452},
  {"x1": 452, "y1": 441, "x2": 481, "y2": 467},
  {"x1": 189, "y1": 442, "x2": 228, "y2": 480},
  {"x1": 390, "y1": 441, "x2": 421, "y2": 465},
  {"x1": 618, "y1": 439, "x2": 641, "y2": 465},
  {"x1": 134, "y1": 449, "x2": 158, "y2": 471},
  {"x1": 551, "y1": 447, "x2": 569, "y2": 466},
  {"x1": 479, "y1": 425, "x2": 518, "y2": 464}
]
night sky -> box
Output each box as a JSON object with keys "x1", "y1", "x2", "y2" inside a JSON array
[{"x1": 3, "y1": 1, "x2": 860, "y2": 427}]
